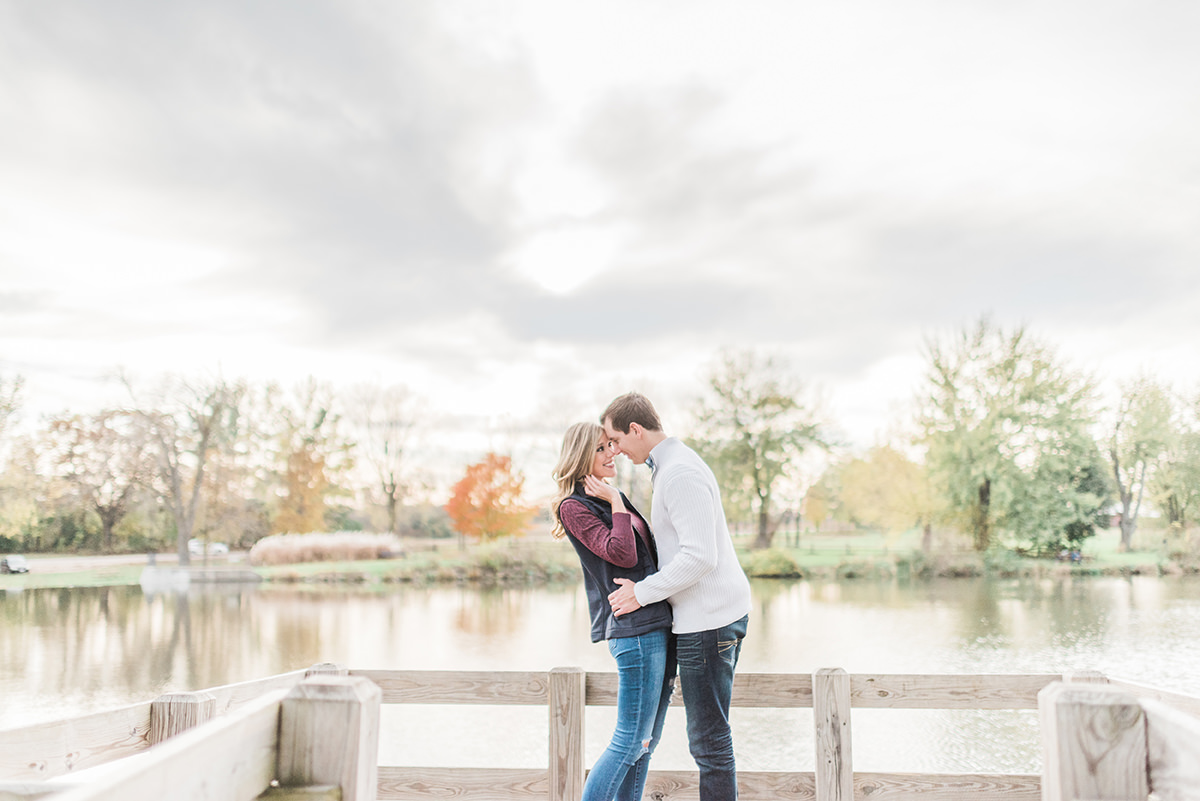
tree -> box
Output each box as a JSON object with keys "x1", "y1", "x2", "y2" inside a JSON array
[
  {"x1": 1107, "y1": 377, "x2": 1172, "y2": 550},
  {"x1": 44, "y1": 410, "x2": 155, "y2": 552},
  {"x1": 918, "y1": 318, "x2": 1103, "y2": 552},
  {"x1": 192, "y1": 382, "x2": 277, "y2": 549},
  {"x1": 837, "y1": 446, "x2": 937, "y2": 546},
  {"x1": 271, "y1": 378, "x2": 356, "y2": 535},
  {"x1": 445, "y1": 453, "x2": 534, "y2": 541},
  {"x1": 138, "y1": 377, "x2": 244, "y2": 565},
  {"x1": 1151, "y1": 391, "x2": 1200, "y2": 531},
  {"x1": 802, "y1": 477, "x2": 833, "y2": 533},
  {"x1": 0, "y1": 373, "x2": 21, "y2": 443},
  {"x1": 348, "y1": 383, "x2": 417, "y2": 534},
  {"x1": 691, "y1": 350, "x2": 829, "y2": 549}
]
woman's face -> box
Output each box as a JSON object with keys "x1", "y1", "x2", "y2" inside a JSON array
[{"x1": 590, "y1": 438, "x2": 616, "y2": 479}]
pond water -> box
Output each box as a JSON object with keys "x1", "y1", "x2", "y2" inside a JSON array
[{"x1": 3, "y1": 575, "x2": 1199, "y2": 774}]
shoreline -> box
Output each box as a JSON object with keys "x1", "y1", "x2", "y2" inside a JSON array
[{"x1": 2, "y1": 541, "x2": 1195, "y2": 591}]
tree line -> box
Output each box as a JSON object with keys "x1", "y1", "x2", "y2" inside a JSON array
[
  {"x1": 3, "y1": 317, "x2": 1198, "y2": 560},
  {"x1": 692, "y1": 319, "x2": 1200, "y2": 555},
  {"x1": 0, "y1": 375, "x2": 451, "y2": 563}
]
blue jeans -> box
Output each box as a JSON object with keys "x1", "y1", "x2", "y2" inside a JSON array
[
  {"x1": 677, "y1": 615, "x2": 748, "y2": 801},
  {"x1": 583, "y1": 628, "x2": 676, "y2": 801}
]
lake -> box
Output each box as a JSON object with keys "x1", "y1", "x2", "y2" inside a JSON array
[{"x1": 3, "y1": 574, "x2": 1199, "y2": 774}]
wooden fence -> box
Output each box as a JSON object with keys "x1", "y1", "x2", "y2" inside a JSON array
[{"x1": 2, "y1": 666, "x2": 1199, "y2": 801}]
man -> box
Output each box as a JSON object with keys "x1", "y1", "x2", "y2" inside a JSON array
[{"x1": 602, "y1": 392, "x2": 752, "y2": 801}]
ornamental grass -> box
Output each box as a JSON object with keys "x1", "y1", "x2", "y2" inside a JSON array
[{"x1": 248, "y1": 531, "x2": 403, "y2": 566}]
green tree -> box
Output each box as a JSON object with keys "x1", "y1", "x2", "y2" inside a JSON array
[
  {"x1": 918, "y1": 318, "x2": 1103, "y2": 552},
  {"x1": 1107, "y1": 377, "x2": 1172, "y2": 550},
  {"x1": 691, "y1": 350, "x2": 829, "y2": 549}
]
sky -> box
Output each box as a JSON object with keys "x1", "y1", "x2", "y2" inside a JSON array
[{"x1": 3, "y1": 0, "x2": 1200, "y2": 494}]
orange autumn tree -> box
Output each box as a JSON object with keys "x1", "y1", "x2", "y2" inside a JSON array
[{"x1": 445, "y1": 452, "x2": 535, "y2": 541}]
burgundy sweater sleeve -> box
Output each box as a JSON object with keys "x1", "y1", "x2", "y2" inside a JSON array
[{"x1": 560, "y1": 500, "x2": 638, "y2": 568}]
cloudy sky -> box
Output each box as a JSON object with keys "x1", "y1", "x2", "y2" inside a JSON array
[{"x1": 3, "y1": 0, "x2": 1199, "y2": 487}]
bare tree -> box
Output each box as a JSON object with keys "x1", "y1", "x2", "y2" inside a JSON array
[
  {"x1": 134, "y1": 377, "x2": 244, "y2": 565},
  {"x1": 45, "y1": 410, "x2": 155, "y2": 551},
  {"x1": 0, "y1": 374, "x2": 23, "y2": 454},
  {"x1": 348, "y1": 383, "x2": 417, "y2": 534}
]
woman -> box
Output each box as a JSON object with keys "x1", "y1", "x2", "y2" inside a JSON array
[{"x1": 551, "y1": 422, "x2": 676, "y2": 801}]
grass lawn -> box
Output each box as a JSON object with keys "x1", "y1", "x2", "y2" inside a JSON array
[{"x1": 0, "y1": 564, "x2": 146, "y2": 590}]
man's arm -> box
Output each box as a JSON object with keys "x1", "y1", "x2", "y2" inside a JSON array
[{"x1": 610, "y1": 468, "x2": 719, "y2": 612}]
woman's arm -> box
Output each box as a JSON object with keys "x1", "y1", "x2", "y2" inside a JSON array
[{"x1": 559, "y1": 499, "x2": 638, "y2": 568}]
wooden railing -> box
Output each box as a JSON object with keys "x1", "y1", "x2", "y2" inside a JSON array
[{"x1": 3, "y1": 667, "x2": 1199, "y2": 801}]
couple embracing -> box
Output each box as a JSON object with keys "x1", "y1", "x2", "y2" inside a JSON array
[{"x1": 550, "y1": 392, "x2": 752, "y2": 801}]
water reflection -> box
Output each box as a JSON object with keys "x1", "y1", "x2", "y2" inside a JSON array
[{"x1": 3, "y1": 575, "x2": 1199, "y2": 772}]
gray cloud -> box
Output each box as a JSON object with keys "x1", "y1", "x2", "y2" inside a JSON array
[
  {"x1": 1, "y1": 1, "x2": 540, "y2": 342},
  {"x1": 5, "y1": 0, "x2": 1200, "y2": 451}
]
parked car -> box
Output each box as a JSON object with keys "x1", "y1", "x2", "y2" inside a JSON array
[
  {"x1": 187, "y1": 538, "x2": 229, "y2": 556},
  {"x1": 1, "y1": 555, "x2": 30, "y2": 574}
]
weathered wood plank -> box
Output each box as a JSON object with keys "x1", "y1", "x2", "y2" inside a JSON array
[
  {"x1": 257, "y1": 786, "x2": 340, "y2": 801},
  {"x1": 548, "y1": 667, "x2": 584, "y2": 801},
  {"x1": 206, "y1": 669, "x2": 309, "y2": 715},
  {"x1": 854, "y1": 772, "x2": 1040, "y2": 800},
  {"x1": 1039, "y1": 682, "x2": 1148, "y2": 801},
  {"x1": 278, "y1": 677, "x2": 381, "y2": 801},
  {"x1": 350, "y1": 670, "x2": 550, "y2": 705},
  {"x1": 0, "y1": 701, "x2": 153, "y2": 781},
  {"x1": 585, "y1": 671, "x2": 814, "y2": 708},
  {"x1": 376, "y1": 769, "x2": 1040, "y2": 801},
  {"x1": 813, "y1": 668, "x2": 852, "y2": 801},
  {"x1": 355, "y1": 669, "x2": 1084, "y2": 710},
  {"x1": 377, "y1": 768, "x2": 549, "y2": 800},
  {"x1": 46, "y1": 689, "x2": 286, "y2": 801},
  {"x1": 0, "y1": 782, "x2": 75, "y2": 800},
  {"x1": 0, "y1": 671, "x2": 307, "y2": 782},
  {"x1": 1142, "y1": 698, "x2": 1200, "y2": 801},
  {"x1": 850, "y1": 674, "x2": 1062, "y2": 709},
  {"x1": 1107, "y1": 678, "x2": 1200, "y2": 719}
]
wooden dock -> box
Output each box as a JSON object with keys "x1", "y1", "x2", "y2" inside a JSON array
[{"x1": 1, "y1": 665, "x2": 1198, "y2": 801}]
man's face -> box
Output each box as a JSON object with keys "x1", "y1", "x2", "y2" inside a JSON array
[{"x1": 603, "y1": 418, "x2": 648, "y2": 465}]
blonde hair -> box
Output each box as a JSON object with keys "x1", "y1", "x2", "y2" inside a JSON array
[{"x1": 550, "y1": 422, "x2": 606, "y2": 539}]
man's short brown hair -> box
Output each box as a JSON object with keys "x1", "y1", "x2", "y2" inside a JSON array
[{"x1": 601, "y1": 392, "x2": 663, "y2": 433}]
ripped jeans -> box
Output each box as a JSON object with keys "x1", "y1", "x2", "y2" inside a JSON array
[
  {"x1": 677, "y1": 615, "x2": 748, "y2": 801},
  {"x1": 583, "y1": 628, "x2": 676, "y2": 801}
]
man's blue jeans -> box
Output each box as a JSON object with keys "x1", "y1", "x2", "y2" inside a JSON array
[
  {"x1": 677, "y1": 615, "x2": 748, "y2": 801},
  {"x1": 583, "y1": 628, "x2": 676, "y2": 801}
]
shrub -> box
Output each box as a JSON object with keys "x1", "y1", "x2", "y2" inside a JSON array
[
  {"x1": 740, "y1": 548, "x2": 802, "y2": 578},
  {"x1": 248, "y1": 531, "x2": 404, "y2": 566}
]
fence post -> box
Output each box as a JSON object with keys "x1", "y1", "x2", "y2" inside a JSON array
[
  {"x1": 277, "y1": 675, "x2": 381, "y2": 801},
  {"x1": 1063, "y1": 670, "x2": 1107, "y2": 684},
  {"x1": 149, "y1": 691, "x2": 217, "y2": 745},
  {"x1": 1038, "y1": 681, "x2": 1149, "y2": 801},
  {"x1": 549, "y1": 666, "x2": 586, "y2": 801},
  {"x1": 813, "y1": 667, "x2": 853, "y2": 801},
  {"x1": 305, "y1": 662, "x2": 349, "y2": 678}
]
